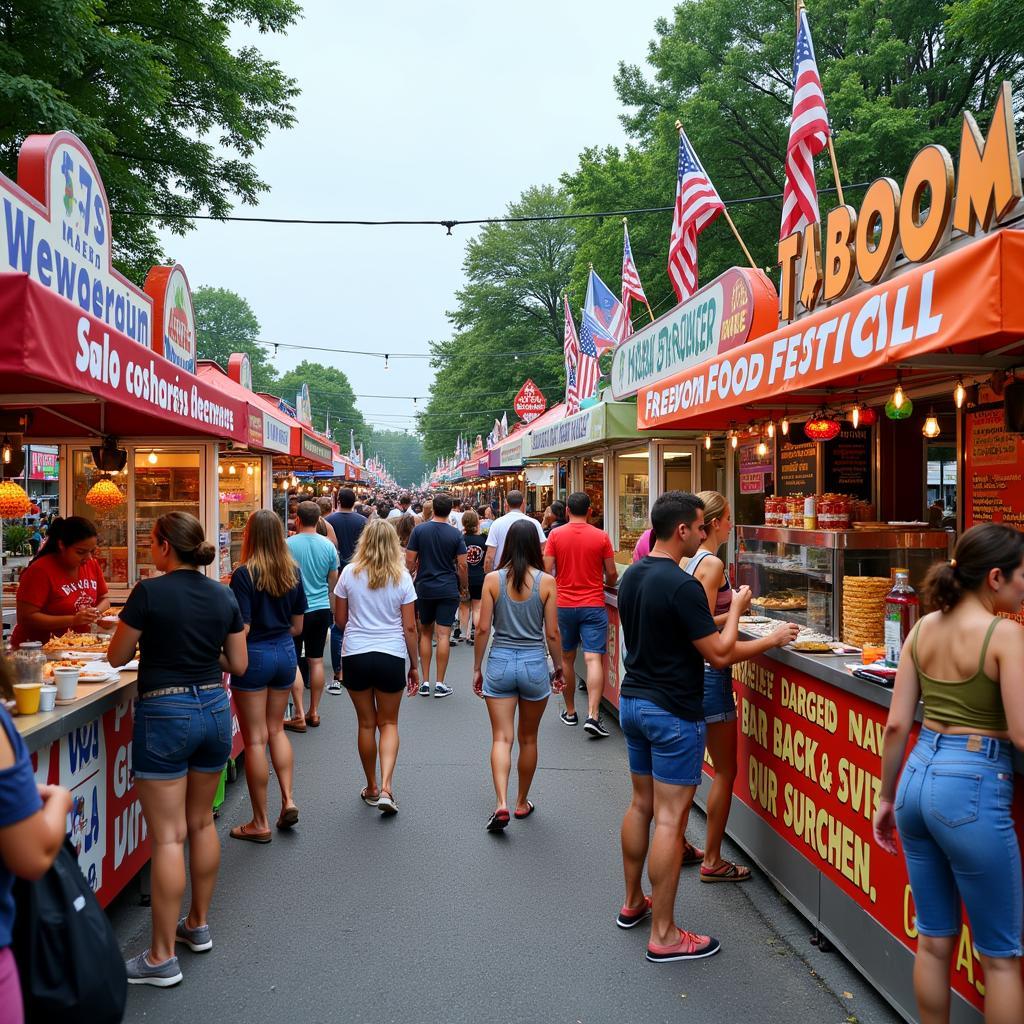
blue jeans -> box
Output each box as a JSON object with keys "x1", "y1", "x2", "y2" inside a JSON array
[
  {"x1": 895, "y1": 728, "x2": 1022, "y2": 957},
  {"x1": 557, "y1": 606, "x2": 608, "y2": 654},
  {"x1": 483, "y1": 646, "x2": 551, "y2": 701},
  {"x1": 619, "y1": 696, "x2": 705, "y2": 786},
  {"x1": 232, "y1": 635, "x2": 297, "y2": 691},
  {"x1": 132, "y1": 687, "x2": 232, "y2": 781},
  {"x1": 703, "y1": 666, "x2": 736, "y2": 723}
]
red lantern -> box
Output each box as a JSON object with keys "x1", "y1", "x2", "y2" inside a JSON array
[{"x1": 804, "y1": 411, "x2": 842, "y2": 441}]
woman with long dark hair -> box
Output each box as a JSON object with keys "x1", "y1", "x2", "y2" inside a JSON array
[
  {"x1": 874, "y1": 523, "x2": 1024, "y2": 1023},
  {"x1": 11, "y1": 516, "x2": 110, "y2": 647},
  {"x1": 228, "y1": 510, "x2": 306, "y2": 842},
  {"x1": 107, "y1": 513, "x2": 247, "y2": 987},
  {"x1": 473, "y1": 519, "x2": 564, "y2": 831},
  {"x1": 334, "y1": 519, "x2": 419, "y2": 815}
]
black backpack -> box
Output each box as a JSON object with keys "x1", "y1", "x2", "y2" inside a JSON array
[{"x1": 11, "y1": 839, "x2": 127, "y2": 1023}]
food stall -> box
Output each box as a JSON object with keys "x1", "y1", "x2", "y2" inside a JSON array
[
  {"x1": 0, "y1": 130, "x2": 252, "y2": 907},
  {"x1": 630, "y1": 86, "x2": 1024, "y2": 1022}
]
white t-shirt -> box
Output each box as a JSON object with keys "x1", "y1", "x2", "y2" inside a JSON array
[
  {"x1": 386, "y1": 508, "x2": 407, "y2": 521},
  {"x1": 334, "y1": 565, "x2": 416, "y2": 659},
  {"x1": 485, "y1": 509, "x2": 546, "y2": 565},
  {"x1": 447, "y1": 511, "x2": 464, "y2": 529}
]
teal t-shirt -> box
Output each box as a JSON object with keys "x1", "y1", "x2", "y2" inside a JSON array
[{"x1": 287, "y1": 532, "x2": 337, "y2": 611}]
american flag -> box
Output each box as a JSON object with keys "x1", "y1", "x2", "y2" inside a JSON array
[
  {"x1": 668, "y1": 126, "x2": 725, "y2": 301},
  {"x1": 621, "y1": 221, "x2": 648, "y2": 337},
  {"x1": 583, "y1": 268, "x2": 627, "y2": 352},
  {"x1": 576, "y1": 313, "x2": 602, "y2": 404},
  {"x1": 563, "y1": 293, "x2": 581, "y2": 415},
  {"x1": 780, "y1": 10, "x2": 831, "y2": 240}
]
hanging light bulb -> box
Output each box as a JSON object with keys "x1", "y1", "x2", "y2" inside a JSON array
[
  {"x1": 781, "y1": 415, "x2": 790, "y2": 436},
  {"x1": 892, "y1": 376, "x2": 905, "y2": 410},
  {"x1": 730, "y1": 431, "x2": 738, "y2": 450},
  {"x1": 246, "y1": 464, "x2": 253, "y2": 476},
  {"x1": 704, "y1": 433, "x2": 712, "y2": 451},
  {"x1": 756, "y1": 438, "x2": 767, "y2": 458},
  {"x1": 851, "y1": 404, "x2": 861, "y2": 429},
  {"x1": 766, "y1": 421, "x2": 775, "y2": 439},
  {"x1": 229, "y1": 464, "x2": 237, "y2": 475},
  {"x1": 218, "y1": 463, "x2": 224, "y2": 475},
  {"x1": 1, "y1": 435, "x2": 11, "y2": 465},
  {"x1": 954, "y1": 379, "x2": 966, "y2": 409},
  {"x1": 922, "y1": 410, "x2": 941, "y2": 439},
  {"x1": 147, "y1": 450, "x2": 158, "y2": 464}
]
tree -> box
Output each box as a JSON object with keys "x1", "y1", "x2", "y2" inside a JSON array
[
  {"x1": 193, "y1": 286, "x2": 278, "y2": 389},
  {"x1": 0, "y1": 0, "x2": 300, "y2": 282},
  {"x1": 420, "y1": 186, "x2": 575, "y2": 461},
  {"x1": 273, "y1": 361, "x2": 366, "y2": 442},
  {"x1": 366, "y1": 429, "x2": 426, "y2": 488}
]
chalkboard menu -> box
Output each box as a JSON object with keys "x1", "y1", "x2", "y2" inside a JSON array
[
  {"x1": 822, "y1": 428, "x2": 872, "y2": 500},
  {"x1": 777, "y1": 425, "x2": 818, "y2": 496}
]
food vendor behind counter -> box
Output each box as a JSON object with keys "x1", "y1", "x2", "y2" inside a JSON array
[{"x1": 9, "y1": 516, "x2": 111, "y2": 648}]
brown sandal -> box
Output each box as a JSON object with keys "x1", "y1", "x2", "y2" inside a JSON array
[
  {"x1": 700, "y1": 860, "x2": 752, "y2": 883},
  {"x1": 306, "y1": 712, "x2": 321, "y2": 728},
  {"x1": 283, "y1": 718, "x2": 307, "y2": 733},
  {"x1": 230, "y1": 823, "x2": 272, "y2": 844},
  {"x1": 681, "y1": 841, "x2": 705, "y2": 866},
  {"x1": 276, "y1": 806, "x2": 299, "y2": 830}
]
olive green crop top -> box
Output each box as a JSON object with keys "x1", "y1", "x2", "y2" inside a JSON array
[{"x1": 910, "y1": 618, "x2": 1007, "y2": 731}]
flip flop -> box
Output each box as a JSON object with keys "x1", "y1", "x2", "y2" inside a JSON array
[
  {"x1": 486, "y1": 810, "x2": 511, "y2": 832},
  {"x1": 360, "y1": 788, "x2": 380, "y2": 807},
  {"x1": 229, "y1": 823, "x2": 272, "y2": 844},
  {"x1": 681, "y1": 841, "x2": 705, "y2": 866},
  {"x1": 276, "y1": 806, "x2": 299, "y2": 830},
  {"x1": 513, "y1": 801, "x2": 535, "y2": 819},
  {"x1": 700, "y1": 860, "x2": 752, "y2": 883}
]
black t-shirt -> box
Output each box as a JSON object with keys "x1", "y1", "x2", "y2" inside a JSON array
[
  {"x1": 120, "y1": 570, "x2": 244, "y2": 694},
  {"x1": 325, "y1": 510, "x2": 367, "y2": 568},
  {"x1": 229, "y1": 565, "x2": 307, "y2": 644},
  {"x1": 407, "y1": 520, "x2": 467, "y2": 599},
  {"x1": 617, "y1": 556, "x2": 717, "y2": 721},
  {"x1": 463, "y1": 532, "x2": 486, "y2": 586}
]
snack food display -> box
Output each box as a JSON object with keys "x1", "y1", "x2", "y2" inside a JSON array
[
  {"x1": 841, "y1": 576, "x2": 892, "y2": 647},
  {"x1": 43, "y1": 630, "x2": 109, "y2": 653},
  {"x1": 757, "y1": 590, "x2": 808, "y2": 610}
]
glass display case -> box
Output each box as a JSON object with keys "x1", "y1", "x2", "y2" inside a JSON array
[
  {"x1": 217, "y1": 455, "x2": 262, "y2": 577},
  {"x1": 134, "y1": 449, "x2": 201, "y2": 580},
  {"x1": 616, "y1": 446, "x2": 649, "y2": 556},
  {"x1": 735, "y1": 526, "x2": 951, "y2": 639}
]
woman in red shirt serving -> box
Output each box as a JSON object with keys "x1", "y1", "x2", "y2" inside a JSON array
[{"x1": 10, "y1": 516, "x2": 110, "y2": 648}]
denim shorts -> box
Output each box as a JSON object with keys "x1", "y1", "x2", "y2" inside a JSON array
[
  {"x1": 232, "y1": 635, "x2": 297, "y2": 692},
  {"x1": 619, "y1": 696, "x2": 706, "y2": 786},
  {"x1": 557, "y1": 606, "x2": 608, "y2": 654},
  {"x1": 482, "y1": 646, "x2": 551, "y2": 701},
  {"x1": 703, "y1": 666, "x2": 737, "y2": 723},
  {"x1": 132, "y1": 687, "x2": 232, "y2": 781},
  {"x1": 895, "y1": 728, "x2": 1022, "y2": 958}
]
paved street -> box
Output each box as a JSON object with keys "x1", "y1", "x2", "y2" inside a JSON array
[{"x1": 108, "y1": 642, "x2": 899, "y2": 1023}]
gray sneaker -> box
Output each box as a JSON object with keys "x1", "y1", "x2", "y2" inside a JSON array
[
  {"x1": 176, "y1": 917, "x2": 212, "y2": 952},
  {"x1": 418, "y1": 681, "x2": 431, "y2": 696},
  {"x1": 125, "y1": 950, "x2": 183, "y2": 987},
  {"x1": 433, "y1": 682, "x2": 454, "y2": 698}
]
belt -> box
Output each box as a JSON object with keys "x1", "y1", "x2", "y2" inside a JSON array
[{"x1": 140, "y1": 682, "x2": 224, "y2": 701}]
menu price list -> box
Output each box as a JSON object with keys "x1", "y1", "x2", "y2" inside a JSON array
[{"x1": 965, "y1": 407, "x2": 1024, "y2": 529}]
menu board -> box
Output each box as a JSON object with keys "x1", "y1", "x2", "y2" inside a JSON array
[
  {"x1": 964, "y1": 405, "x2": 1024, "y2": 529},
  {"x1": 822, "y1": 428, "x2": 872, "y2": 499},
  {"x1": 777, "y1": 427, "x2": 818, "y2": 496},
  {"x1": 738, "y1": 440, "x2": 774, "y2": 495}
]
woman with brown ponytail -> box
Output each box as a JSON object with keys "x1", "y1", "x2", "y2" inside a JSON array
[
  {"x1": 874, "y1": 523, "x2": 1024, "y2": 1024},
  {"x1": 107, "y1": 513, "x2": 248, "y2": 988}
]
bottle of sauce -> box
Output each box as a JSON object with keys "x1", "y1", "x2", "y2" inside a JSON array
[{"x1": 884, "y1": 571, "x2": 919, "y2": 667}]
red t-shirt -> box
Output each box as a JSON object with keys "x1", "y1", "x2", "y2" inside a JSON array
[
  {"x1": 10, "y1": 556, "x2": 108, "y2": 647},
  {"x1": 545, "y1": 522, "x2": 614, "y2": 608}
]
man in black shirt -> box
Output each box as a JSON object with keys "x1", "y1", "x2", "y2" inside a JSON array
[
  {"x1": 406, "y1": 493, "x2": 467, "y2": 698},
  {"x1": 325, "y1": 488, "x2": 366, "y2": 691},
  {"x1": 615, "y1": 491, "x2": 797, "y2": 964}
]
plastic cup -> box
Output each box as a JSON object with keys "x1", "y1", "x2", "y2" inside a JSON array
[
  {"x1": 13, "y1": 683, "x2": 41, "y2": 715},
  {"x1": 38, "y1": 685, "x2": 57, "y2": 713},
  {"x1": 53, "y1": 668, "x2": 80, "y2": 702}
]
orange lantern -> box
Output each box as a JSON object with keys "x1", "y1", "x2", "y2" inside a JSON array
[
  {"x1": 0, "y1": 480, "x2": 31, "y2": 518},
  {"x1": 85, "y1": 479, "x2": 126, "y2": 511}
]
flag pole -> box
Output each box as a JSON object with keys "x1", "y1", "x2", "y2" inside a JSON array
[
  {"x1": 795, "y1": 0, "x2": 844, "y2": 206},
  {"x1": 675, "y1": 120, "x2": 757, "y2": 271}
]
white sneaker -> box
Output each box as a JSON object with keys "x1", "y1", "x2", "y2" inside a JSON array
[
  {"x1": 418, "y1": 681, "x2": 431, "y2": 696},
  {"x1": 433, "y1": 682, "x2": 454, "y2": 698}
]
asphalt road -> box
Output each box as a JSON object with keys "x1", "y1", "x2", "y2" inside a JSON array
[{"x1": 108, "y1": 640, "x2": 900, "y2": 1024}]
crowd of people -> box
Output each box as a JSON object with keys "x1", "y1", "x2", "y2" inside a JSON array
[{"x1": 2, "y1": 485, "x2": 1024, "y2": 1023}]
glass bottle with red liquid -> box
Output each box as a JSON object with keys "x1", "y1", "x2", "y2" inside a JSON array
[{"x1": 884, "y1": 571, "x2": 919, "y2": 667}]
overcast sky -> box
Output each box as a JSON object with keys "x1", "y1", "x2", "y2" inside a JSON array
[{"x1": 159, "y1": 2, "x2": 676, "y2": 453}]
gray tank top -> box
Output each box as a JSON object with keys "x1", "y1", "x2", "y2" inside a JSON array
[{"x1": 492, "y1": 568, "x2": 546, "y2": 650}]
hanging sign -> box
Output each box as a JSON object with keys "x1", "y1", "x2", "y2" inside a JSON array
[
  {"x1": 1, "y1": 131, "x2": 152, "y2": 346},
  {"x1": 227, "y1": 352, "x2": 253, "y2": 391},
  {"x1": 144, "y1": 264, "x2": 196, "y2": 374},
  {"x1": 513, "y1": 379, "x2": 547, "y2": 422}
]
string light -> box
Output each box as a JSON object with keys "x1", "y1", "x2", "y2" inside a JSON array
[
  {"x1": 954, "y1": 379, "x2": 966, "y2": 409},
  {"x1": 766, "y1": 421, "x2": 775, "y2": 439},
  {"x1": 704, "y1": 433, "x2": 712, "y2": 451}
]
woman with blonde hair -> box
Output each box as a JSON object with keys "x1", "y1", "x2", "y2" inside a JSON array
[
  {"x1": 227, "y1": 510, "x2": 307, "y2": 842},
  {"x1": 334, "y1": 518, "x2": 419, "y2": 815},
  {"x1": 686, "y1": 491, "x2": 800, "y2": 882}
]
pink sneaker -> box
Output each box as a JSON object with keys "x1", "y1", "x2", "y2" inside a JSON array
[
  {"x1": 616, "y1": 895, "x2": 652, "y2": 929},
  {"x1": 646, "y1": 928, "x2": 721, "y2": 962}
]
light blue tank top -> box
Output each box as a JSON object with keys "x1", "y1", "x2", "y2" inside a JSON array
[{"x1": 492, "y1": 569, "x2": 546, "y2": 650}]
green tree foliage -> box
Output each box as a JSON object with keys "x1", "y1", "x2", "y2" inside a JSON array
[
  {"x1": 0, "y1": 0, "x2": 300, "y2": 282},
  {"x1": 365, "y1": 429, "x2": 426, "y2": 488},
  {"x1": 420, "y1": 186, "x2": 575, "y2": 461},
  {"x1": 274, "y1": 361, "x2": 366, "y2": 442},
  {"x1": 193, "y1": 286, "x2": 278, "y2": 389}
]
